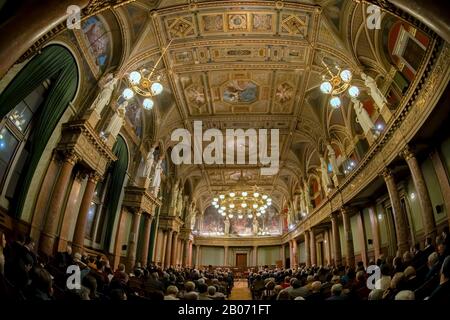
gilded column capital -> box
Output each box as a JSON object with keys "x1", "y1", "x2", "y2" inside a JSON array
[
  {"x1": 400, "y1": 145, "x2": 415, "y2": 161},
  {"x1": 63, "y1": 150, "x2": 79, "y2": 165},
  {"x1": 88, "y1": 171, "x2": 103, "y2": 183},
  {"x1": 380, "y1": 167, "x2": 393, "y2": 180}
]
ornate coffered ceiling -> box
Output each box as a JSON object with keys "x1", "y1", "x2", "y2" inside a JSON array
[{"x1": 114, "y1": 0, "x2": 400, "y2": 213}]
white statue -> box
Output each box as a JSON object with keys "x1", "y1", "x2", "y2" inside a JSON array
[
  {"x1": 224, "y1": 218, "x2": 230, "y2": 235},
  {"x1": 152, "y1": 159, "x2": 163, "y2": 195},
  {"x1": 327, "y1": 144, "x2": 341, "y2": 176},
  {"x1": 253, "y1": 218, "x2": 259, "y2": 235},
  {"x1": 303, "y1": 182, "x2": 311, "y2": 213},
  {"x1": 300, "y1": 192, "x2": 306, "y2": 215},
  {"x1": 320, "y1": 156, "x2": 332, "y2": 193},
  {"x1": 105, "y1": 101, "x2": 127, "y2": 139},
  {"x1": 143, "y1": 147, "x2": 155, "y2": 178},
  {"x1": 170, "y1": 180, "x2": 179, "y2": 209},
  {"x1": 352, "y1": 98, "x2": 375, "y2": 134},
  {"x1": 91, "y1": 73, "x2": 119, "y2": 115},
  {"x1": 361, "y1": 72, "x2": 388, "y2": 110},
  {"x1": 176, "y1": 189, "x2": 184, "y2": 215}
]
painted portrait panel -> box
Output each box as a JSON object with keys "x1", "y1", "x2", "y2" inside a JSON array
[{"x1": 81, "y1": 16, "x2": 111, "y2": 73}]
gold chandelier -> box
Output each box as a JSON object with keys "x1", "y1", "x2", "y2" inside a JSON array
[
  {"x1": 319, "y1": 60, "x2": 360, "y2": 109},
  {"x1": 122, "y1": 39, "x2": 173, "y2": 110},
  {"x1": 212, "y1": 189, "x2": 272, "y2": 219}
]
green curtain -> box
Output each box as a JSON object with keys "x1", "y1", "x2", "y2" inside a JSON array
[
  {"x1": 103, "y1": 135, "x2": 128, "y2": 251},
  {"x1": 0, "y1": 45, "x2": 78, "y2": 217}
]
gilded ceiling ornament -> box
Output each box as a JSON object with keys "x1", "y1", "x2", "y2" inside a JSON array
[
  {"x1": 275, "y1": 82, "x2": 294, "y2": 104},
  {"x1": 228, "y1": 14, "x2": 248, "y2": 31}
]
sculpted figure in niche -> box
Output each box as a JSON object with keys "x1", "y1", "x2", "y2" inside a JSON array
[
  {"x1": 224, "y1": 218, "x2": 230, "y2": 235},
  {"x1": 327, "y1": 144, "x2": 341, "y2": 176},
  {"x1": 143, "y1": 147, "x2": 155, "y2": 178},
  {"x1": 170, "y1": 180, "x2": 179, "y2": 209},
  {"x1": 105, "y1": 101, "x2": 127, "y2": 139},
  {"x1": 253, "y1": 218, "x2": 259, "y2": 235},
  {"x1": 91, "y1": 73, "x2": 119, "y2": 115},
  {"x1": 152, "y1": 158, "x2": 163, "y2": 195},
  {"x1": 361, "y1": 72, "x2": 388, "y2": 110},
  {"x1": 352, "y1": 97, "x2": 375, "y2": 134},
  {"x1": 320, "y1": 156, "x2": 332, "y2": 192}
]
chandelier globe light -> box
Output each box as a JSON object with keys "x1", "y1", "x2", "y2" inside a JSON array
[{"x1": 122, "y1": 39, "x2": 173, "y2": 109}]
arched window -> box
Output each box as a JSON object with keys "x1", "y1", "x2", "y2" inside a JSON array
[
  {"x1": 0, "y1": 81, "x2": 50, "y2": 200},
  {"x1": 0, "y1": 45, "x2": 78, "y2": 217},
  {"x1": 84, "y1": 135, "x2": 129, "y2": 251}
]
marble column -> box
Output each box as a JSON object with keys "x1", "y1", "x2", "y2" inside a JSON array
[
  {"x1": 310, "y1": 229, "x2": 317, "y2": 266},
  {"x1": 341, "y1": 207, "x2": 355, "y2": 267},
  {"x1": 160, "y1": 231, "x2": 168, "y2": 268},
  {"x1": 224, "y1": 246, "x2": 229, "y2": 266},
  {"x1": 356, "y1": 211, "x2": 368, "y2": 266},
  {"x1": 165, "y1": 230, "x2": 174, "y2": 268},
  {"x1": 289, "y1": 241, "x2": 294, "y2": 268},
  {"x1": 188, "y1": 241, "x2": 193, "y2": 267},
  {"x1": 368, "y1": 206, "x2": 381, "y2": 261},
  {"x1": 292, "y1": 240, "x2": 298, "y2": 268},
  {"x1": 330, "y1": 212, "x2": 342, "y2": 266},
  {"x1": 382, "y1": 168, "x2": 410, "y2": 254},
  {"x1": 170, "y1": 232, "x2": 178, "y2": 267},
  {"x1": 0, "y1": 0, "x2": 90, "y2": 78},
  {"x1": 127, "y1": 210, "x2": 142, "y2": 270},
  {"x1": 72, "y1": 172, "x2": 99, "y2": 255},
  {"x1": 304, "y1": 230, "x2": 311, "y2": 267},
  {"x1": 195, "y1": 244, "x2": 201, "y2": 267},
  {"x1": 140, "y1": 215, "x2": 153, "y2": 267},
  {"x1": 402, "y1": 146, "x2": 437, "y2": 240},
  {"x1": 281, "y1": 244, "x2": 286, "y2": 268},
  {"x1": 39, "y1": 152, "x2": 78, "y2": 256},
  {"x1": 430, "y1": 150, "x2": 450, "y2": 223},
  {"x1": 253, "y1": 246, "x2": 258, "y2": 267},
  {"x1": 183, "y1": 240, "x2": 189, "y2": 266}
]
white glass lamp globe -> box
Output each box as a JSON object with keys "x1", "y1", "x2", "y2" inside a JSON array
[
  {"x1": 242, "y1": 191, "x2": 248, "y2": 197},
  {"x1": 129, "y1": 71, "x2": 142, "y2": 85},
  {"x1": 252, "y1": 203, "x2": 258, "y2": 209},
  {"x1": 221, "y1": 212, "x2": 226, "y2": 217},
  {"x1": 267, "y1": 198, "x2": 272, "y2": 202},
  {"x1": 143, "y1": 98, "x2": 154, "y2": 110},
  {"x1": 214, "y1": 205, "x2": 219, "y2": 209},
  {"x1": 254, "y1": 192, "x2": 259, "y2": 197},
  {"x1": 248, "y1": 214, "x2": 253, "y2": 219},
  {"x1": 213, "y1": 197, "x2": 219, "y2": 202},
  {"x1": 262, "y1": 195, "x2": 268, "y2": 200},
  {"x1": 151, "y1": 82, "x2": 163, "y2": 95},
  {"x1": 256, "y1": 212, "x2": 261, "y2": 217},
  {"x1": 229, "y1": 203, "x2": 235, "y2": 209},
  {"x1": 340, "y1": 69, "x2": 352, "y2": 83},
  {"x1": 238, "y1": 214, "x2": 243, "y2": 219},
  {"x1": 261, "y1": 209, "x2": 266, "y2": 214},
  {"x1": 123, "y1": 88, "x2": 134, "y2": 100},
  {"x1": 229, "y1": 192, "x2": 235, "y2": 197},
  {"x1": 220, "y1": 206, "x2": 226, "y2": 210},
  {"x1": 320, "y1": 81, "x2": 333, "y2": 94},
  {"x1": 212, "y1": 201, "x2": 217, "y2": 206},
  {"x1": 348, "y1": 86, "x2": 360, "y2": 98},
  {"x1": 330, "y1": 96, "x2": 341, "y2": 109},
  {"x1": 228, "y1": 214, "x2": 234, "y2": 218},
  {"x1": 241, "y1": 203, "x2": 247, "y2": 208},
  {"x1": 219, "y1": 195, "x2": 225, "y2": 199}
]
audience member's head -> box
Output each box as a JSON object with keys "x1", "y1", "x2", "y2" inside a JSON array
[
  {"x1": 185, "y1": 281, "x2": 195, "y2": 292},
  {"x1": 395, "y1": 290, "x2": 415, "y2": 300},
  {"x1": 331, "y1": 284, "x2": 343, "y2": 297}
]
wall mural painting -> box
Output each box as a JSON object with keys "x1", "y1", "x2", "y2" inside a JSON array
[
  {"x1": 230, "y1": 217, "x2": 253, "y2": 236},
  {"x1": 201, "y1": 206, "x2": 225, "y2": 235},
  {"x1": 223, "y1": 80, "x2": 258, "y2": 104},
  {"x1": 80, "y1": 16, "x2": 111, "y2": 74},
  {"x1": 257, "y1": 207, "x2": 282, "y2": 235}
]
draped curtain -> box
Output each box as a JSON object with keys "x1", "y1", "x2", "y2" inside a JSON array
[
  {"x1": 103, "y1": 135, "x2": 128, "y2": 251},
  {"x1": 0, "y1": 45, "x2": 78, "y2": 217}
]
